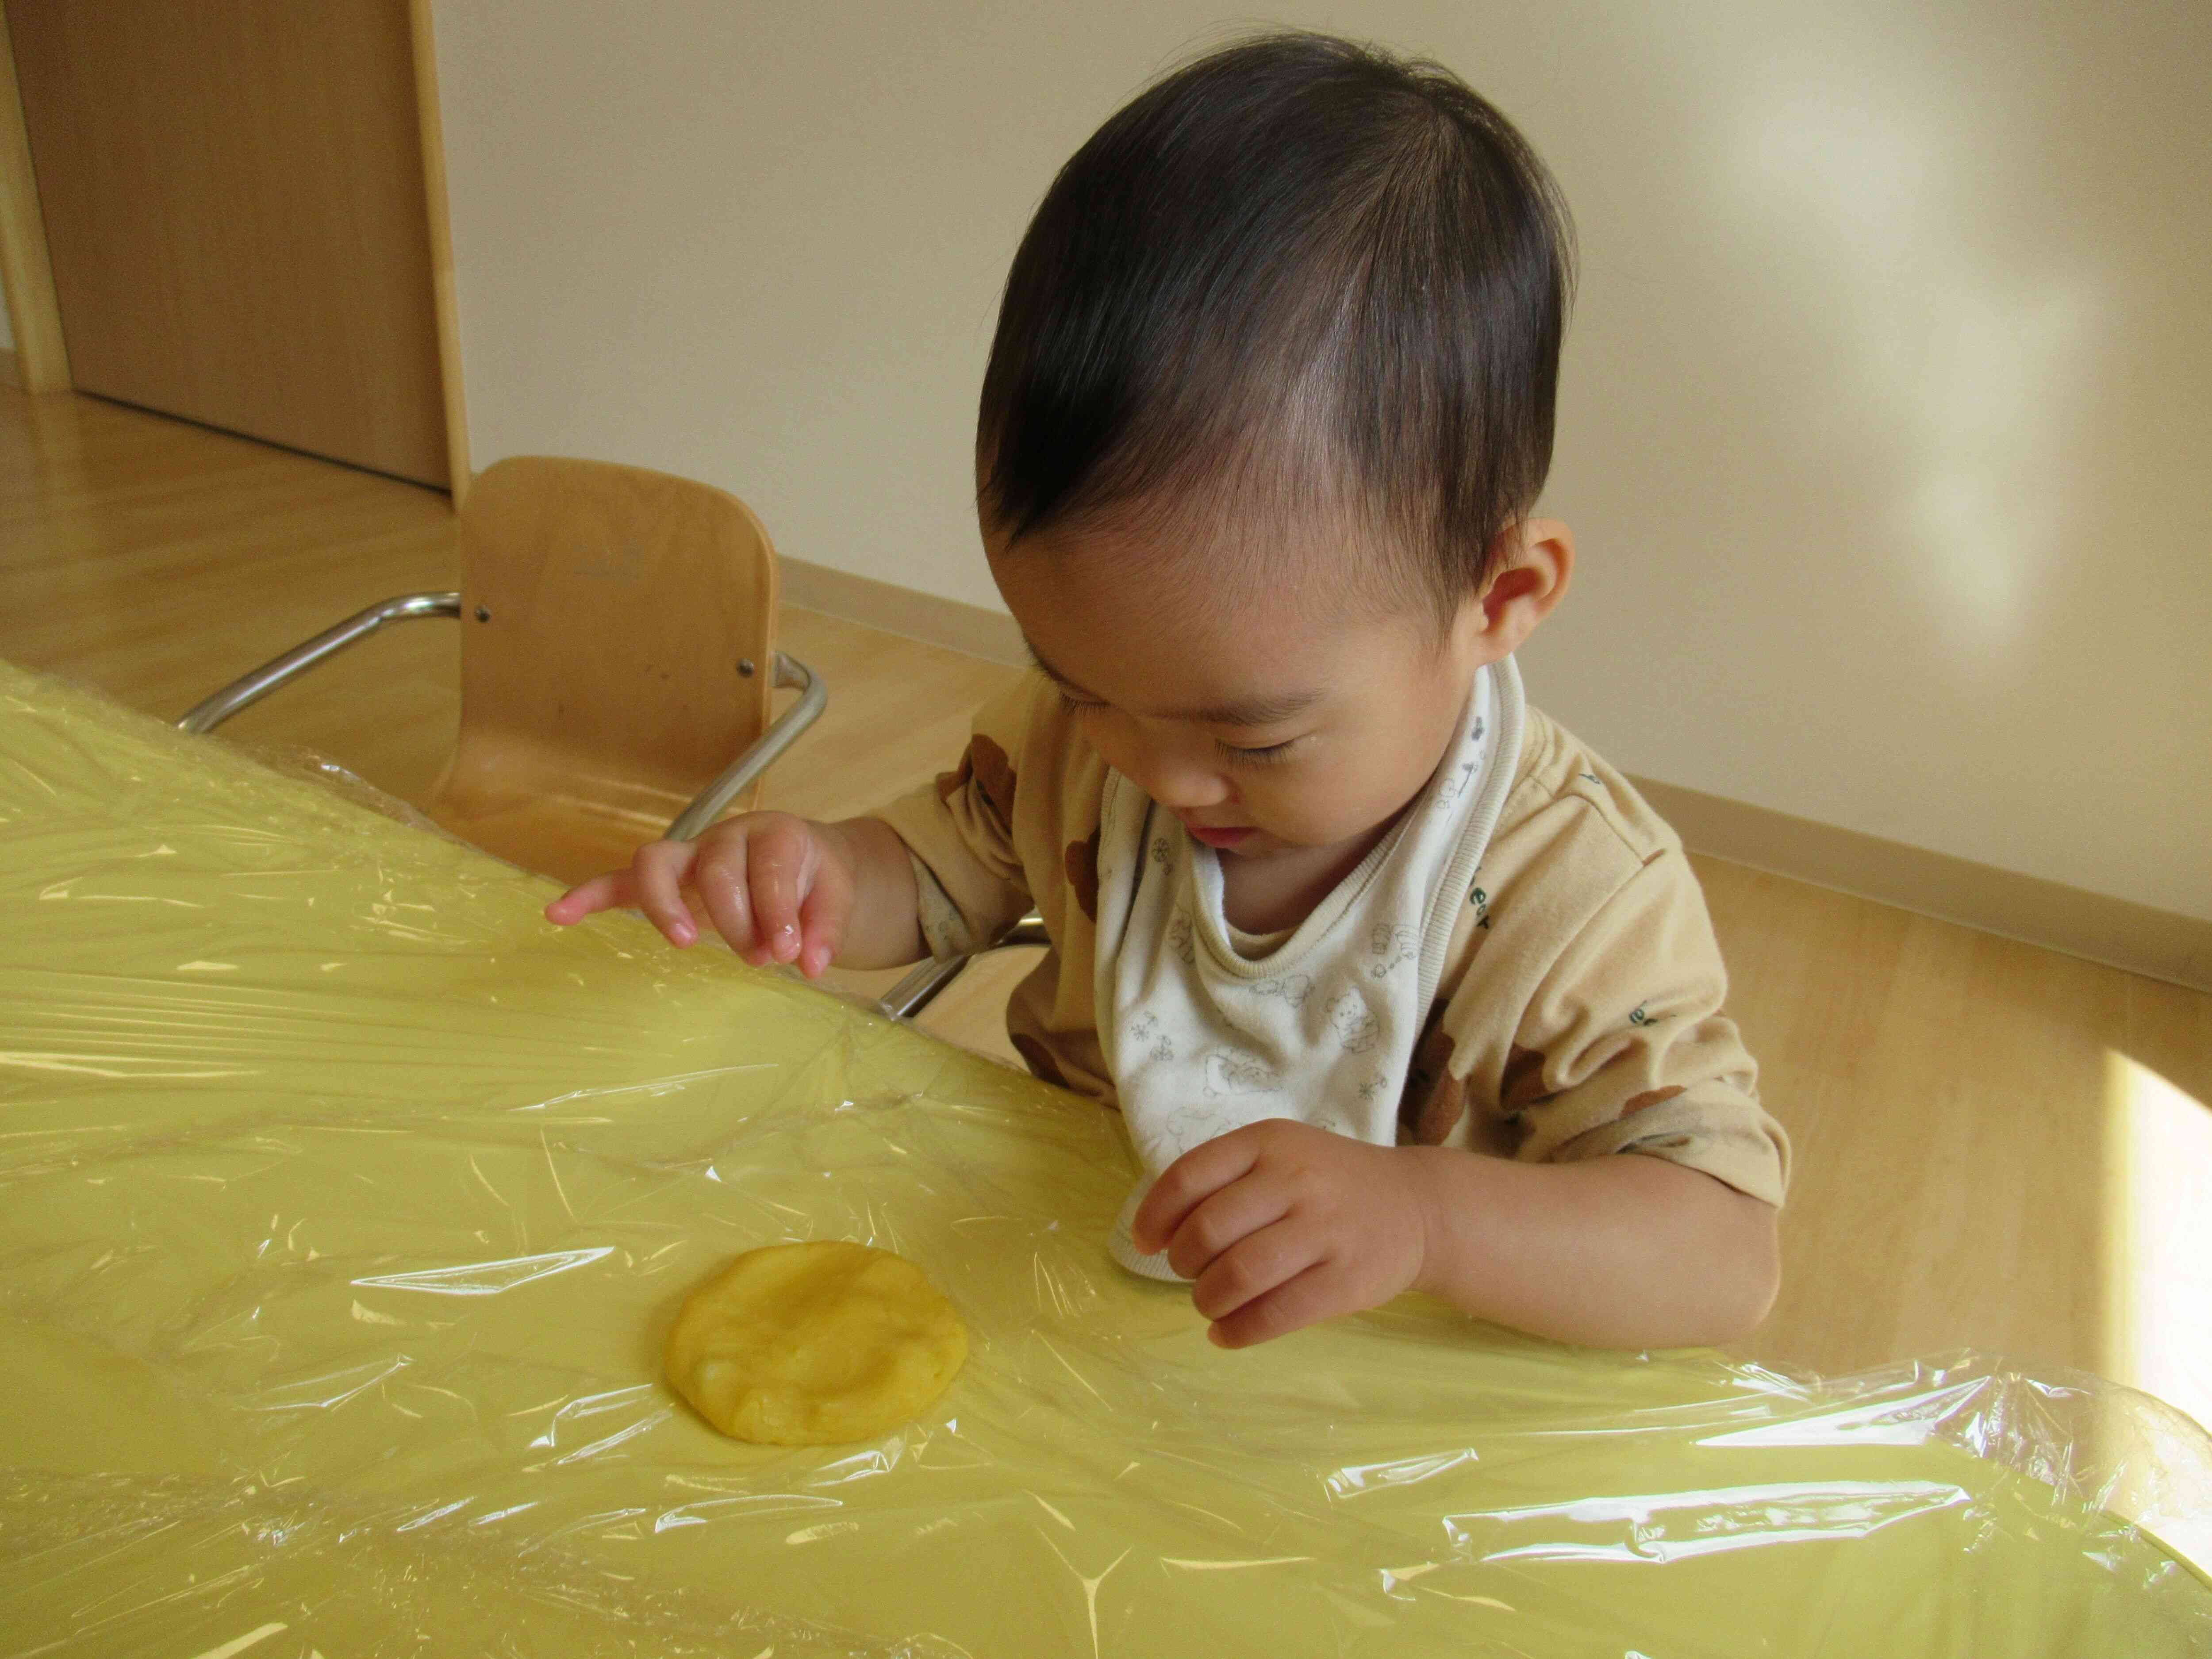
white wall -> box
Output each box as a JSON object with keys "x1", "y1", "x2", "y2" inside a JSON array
[{"x1": 432, "y1": 1, "x2": 2212, "y2": 922}]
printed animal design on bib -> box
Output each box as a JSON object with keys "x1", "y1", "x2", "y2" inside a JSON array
[
  {"x1": 1145, "y1": 1102, "x2": 1239, "y2": 1162},
  {"x1": 1328, "y1": 991, "x2": 1381, "y2": 1053},
  {"x1": 1202, "y1": 1049, "x2": 1279, "y2": 1098},
  {"x1": 1166, "y1": 911, "x2": 1196, "y2": 965},
  {"x1": 1245, "y1": 972, "x2": 1312, "y2": 1007},
  {"x1": 1128, "y1": 1011, "x2": 1175, "y2": 1063},
  {"x1": 1368, "y1": 922, "x2": 1417, "y2": 978}
]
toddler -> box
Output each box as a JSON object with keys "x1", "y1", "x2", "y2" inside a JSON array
[{"x1": 549, "y1": 33, "x2": 1789, "y2": 1352}]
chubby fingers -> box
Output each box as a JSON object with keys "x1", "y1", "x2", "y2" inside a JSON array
[
  {"x1": 1161, "y1": 1167, "x2": 1296, "y2": 1289},
  {"x1": 1133, "y1": 1120, "x2": 1419, "y2": 1348},
  {"x1": 1142, "y1": 1144, "x2": 1340, "y2": 1346},
  {"x1": 791, "y1": 850, "x2": 853, "y2": 978},
  {"x1": 739, "y1": 815, "x2": 819, "y2": 968},
  {"x1": 1130, "y1": 1124, "x2": 1274, "y2": 1256},
  {"x1": 1198, "y1": 1249, "x2": 1348, "y2": 1349},
  {"x1": 685, "y1": 814, "x2": 819, "y2": 967},
  {"x1": 626, "y1": 838, "x2": 704, "y2": 946},
  {"x1": 688, "y1": 830, "x2": 764, "y2": 962},
  {"x1": 544, "y1": 816, "x2": 852, "y2": 973}
]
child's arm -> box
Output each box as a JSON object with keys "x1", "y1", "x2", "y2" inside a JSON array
[
  {"x1": 1130, "y1": 1118, "x2": 1779, "y2": 1350},
  {"x1": 1408, "y1": 1141, "x2": 1779, "y2": 1347},
  {"x1": 545, "y1": 812, "x2": 925, "y2": 976}
]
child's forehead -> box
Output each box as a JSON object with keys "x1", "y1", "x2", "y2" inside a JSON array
[
  {"x1": 987, "y1": 500, "x2": 1408, "y2": 615},
  {"x1": 997, "y1": 522, "x2": 1323, "y2": 630},
  {"x1": 1024, "y1": 628, "x2": 1328, "y2": 727},
  {"x1": 994, "y1": 528, "x2": 1423, "y2": 718}
]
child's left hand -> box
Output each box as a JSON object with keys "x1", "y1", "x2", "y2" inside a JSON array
[{"x1": 1129, "y1": 1119, "x2": 1433, "y2": 1349}]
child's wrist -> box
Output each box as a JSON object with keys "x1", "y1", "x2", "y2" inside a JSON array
[
  {"x1": 1398, "y1": 1144, "x2": 1481, "y2": 1302},
  {"x1": 818, "y1": 815, "x2": 926, "y2": 968}
]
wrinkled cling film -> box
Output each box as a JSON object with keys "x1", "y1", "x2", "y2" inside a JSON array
[{"x1": 2, "y1": 658, "x2": 2208, "y2": 1658}]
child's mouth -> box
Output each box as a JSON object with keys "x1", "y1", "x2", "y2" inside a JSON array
[{"x1": 1186, "y1": 824, "x2": 1254, "y2": 850}]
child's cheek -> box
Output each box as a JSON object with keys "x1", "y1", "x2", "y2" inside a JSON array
[
  {"x1": 1280, "y1": 757, "x2": 1409, "y2": 846},
  {"x1": 1256, "y1": 771, "x2": 1354, "y2": 845}
]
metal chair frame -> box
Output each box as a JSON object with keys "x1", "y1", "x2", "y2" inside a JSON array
[
  {"x1": 177, "y1": 593, "x2": 1058, "y2": 1033},
  {"x1": 177, "y1": 592, "x2": 825, "y2": 848},
  {"x1": 182, "y1": 600, "x2": 1029, "y2": 1033},
  {"x1": 873, "y1": 913, "x2": 1050, "y2": 1020}
]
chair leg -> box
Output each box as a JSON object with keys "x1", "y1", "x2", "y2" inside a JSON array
[
  {"x1": 876, "y1": 955, "x2": 970, "y2": 1020},
  {"x1": 874, "y1": 915, "x2": 1045, "y2": 1022}
]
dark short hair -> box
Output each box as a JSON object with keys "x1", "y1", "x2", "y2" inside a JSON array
[{"x1": 978, "y1": 31, "x2": 1575, "y2": 618}]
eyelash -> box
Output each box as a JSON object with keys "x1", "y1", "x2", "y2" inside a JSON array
[{"x1": 1054, "y1": 687, "x2": 1299, "y2": 765}]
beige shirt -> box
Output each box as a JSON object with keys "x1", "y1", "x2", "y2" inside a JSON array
[{"x1": 876, "y1": 671, "x2": 1790, "y2": 1208}]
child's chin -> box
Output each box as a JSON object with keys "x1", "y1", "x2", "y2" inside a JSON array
[{"x1": 1225, "y1": 832, "x2": 1300, "y2": 860}]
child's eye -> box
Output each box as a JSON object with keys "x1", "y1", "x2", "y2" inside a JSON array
[
  {"x1": 1217, "y1": 737, "x2": 1300, "y2": 765},
  {"x1": 1052, "y1": 681, "x2": 1295, "y2": 764}
]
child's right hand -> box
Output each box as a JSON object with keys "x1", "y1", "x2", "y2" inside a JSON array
[{"x1": 544, "y1": 811, "x2": 856, "y2": 977}]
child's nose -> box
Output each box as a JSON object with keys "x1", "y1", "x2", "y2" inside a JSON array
[{"x1": 1136, "y1": 745, "x2": 1232, "y2": 811}]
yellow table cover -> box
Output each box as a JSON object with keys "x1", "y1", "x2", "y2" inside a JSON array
[{"x1": 2, "y1": 659, "x2": 2208, "y2": 1658}]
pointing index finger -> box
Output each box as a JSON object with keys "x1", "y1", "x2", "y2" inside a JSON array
[{"x1": 545, "y1": 870, "x2": 630, "y2": 924}]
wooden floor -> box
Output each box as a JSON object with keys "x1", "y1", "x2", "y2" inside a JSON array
[{"x1": 5, "y1": 388, "x2": 2207, "y2": 1429}]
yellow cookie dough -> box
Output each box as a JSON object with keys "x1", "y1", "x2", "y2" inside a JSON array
[{"x1": 664, "y1": 1240, "x2": 967, "y2": 1445}]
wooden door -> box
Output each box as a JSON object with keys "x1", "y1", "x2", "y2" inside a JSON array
[{"x1": 5, "y1": 0, "x2": 449, "y2": 487}]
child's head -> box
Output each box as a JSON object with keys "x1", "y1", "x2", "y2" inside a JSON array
[{"x1": 979, "y1": 32, "x2": 1578, "y2": 859}]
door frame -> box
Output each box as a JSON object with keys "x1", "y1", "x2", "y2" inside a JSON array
[{"x1": 0, "y1": 0, "x2": 473, "y2": 507}]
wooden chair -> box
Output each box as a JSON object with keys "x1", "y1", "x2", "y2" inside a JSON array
[{"x1": 178, "y1": 456, "x2": 825, "y2": 887}]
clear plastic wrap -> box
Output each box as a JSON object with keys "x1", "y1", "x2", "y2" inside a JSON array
[{"x1": 2, "y1": 658, "x2": 2208, "y2": 1658}]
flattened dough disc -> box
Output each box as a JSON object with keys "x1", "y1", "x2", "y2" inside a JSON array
[{"x1": 664, "y1": 1240, "x2": 967, "y2": 1445}]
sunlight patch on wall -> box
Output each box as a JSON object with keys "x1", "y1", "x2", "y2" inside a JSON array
[{"x1": 1737, "y1": 84, "x2": 2101, "y2": 661}]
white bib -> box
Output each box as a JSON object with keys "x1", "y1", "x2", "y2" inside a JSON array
[{"x1": 1092, "y1": 658, "x2": 1526, "y2": 1279}]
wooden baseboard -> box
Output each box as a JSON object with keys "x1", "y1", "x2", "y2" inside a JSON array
[
  {"x1": 1636, "y1": 776, "x2": 2211, "y2": 995},
  {"x1": 780, "y1": 556, "x2": 1027, "y2": 666},
  {"x1": 775, "y1": 557, "x2": 2211, "y2": 993}
]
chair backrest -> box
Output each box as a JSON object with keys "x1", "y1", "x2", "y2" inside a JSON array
[{"x1": 426, "y1": 456, "x2": 779, "y2": 882}]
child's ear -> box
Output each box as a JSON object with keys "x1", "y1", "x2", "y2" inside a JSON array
[{"x1": 1463, "y1": 518, "x2": 1574, "y2": 658}]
